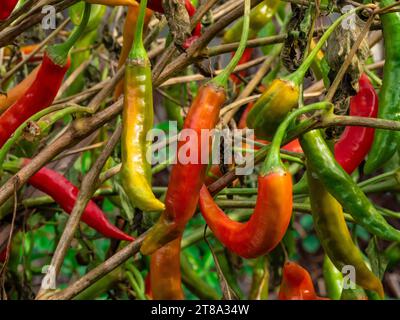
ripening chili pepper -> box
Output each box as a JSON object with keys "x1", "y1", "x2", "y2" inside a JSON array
[
  {"x1": 0, "y1": 0, "x2": 18, "y2": 21},
  {"x1": 198, "y1": 103, "x2": 328, "y2": 259},
  {"x1": 334, "y1": 74, "x2": 378, "y2": 174},
  {"x1": 150, "y1": 237, "x2": 184, "y2": 300},
  {"x1": 300, "y1": 129, "x2": 400, "y2": 242},
  {"x1": 364, "y1": 0, "x2": 400, "y2": 174},
  {"x1": 0, "y1": 4, "x2": 92, "y2": 149},
  {"x1": 322, "y1": 255, "x2": 343, "y2": 300},
  {"x1": 306, "y1": 160, "x2": 384, "y2": 298},
  {"x1": 246, "y1": 8, "x2": 361, "y2": 140},
  {"x1": 6, "y1": 158, "x2": 133, "y2": 242},
  {"x1": 279, "y1": 261, "x2": 328, "y2": 300},
  {"x1": 140, "y1": 0, "x2": 252, "y2": 255},
  {"x1": 0, "y1": 66, "x2": 39, "y2": 115},
  {"x1": 114, "y1": 3, "x2": 153, "y2": 100},
  {"x1": 120, "y1": 0, "x2": 165, "y2": 212}
]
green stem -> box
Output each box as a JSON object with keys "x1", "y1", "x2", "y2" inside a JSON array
[
  {"x1": 209, "y1": 0, "x2": 251, "y2": 88},
  {"x1": 287, "y1": 6, "x2": 366, "y2": 84},
  {"x1": 129, "y1": 0, "x2": 148, "y2": 60},
  {"x1": 47, "y1": 3, "x2": 91, "y2": 65},
  {"x1": 261, "y1": 102, "x2": 332, "y2": 174}
]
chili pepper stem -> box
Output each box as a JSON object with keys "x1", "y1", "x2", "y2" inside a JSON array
[
  {"x1": 46, "y1": 3, "x2": 92, "y2": 66},
  {"x1": 208, "y1": 0, "x2": 251, "y2": 89},
  {"x1": 261, "y1": 102, "x2": 332, "y2": 175},
  {"x1": 129, "y1": 0, "x2": 148, "y2": 61}
]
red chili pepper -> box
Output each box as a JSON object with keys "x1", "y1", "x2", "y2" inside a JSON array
[
  {"x1": 20, "y1": 158, "x2": 133, "y2": 242},
  {"x1": 0, "y1": 247, "x2": 6, "y2": 263},
  {"x1": 279, "y1": 261, "x2": 322, "y2": 300},
  {"x1": 0, "y1": 0, "x2": 18, "y2": 21},
  {"x1": 334, "y1": 74, "x2": 379, "y2": 174},
  {"x1": 230, "y1": 48, "x2": 254, "y2": 85}
]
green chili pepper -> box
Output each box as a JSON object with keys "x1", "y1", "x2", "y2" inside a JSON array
[
  {"x1": 323, "y1": 255, "x2": 343, "y2": 300},
  {"x1": 300, "y1": 129, "x2": 400, "y2": 243},
  {"x1": 364, "y1": 0, "x2": 400, "y2": 173}
]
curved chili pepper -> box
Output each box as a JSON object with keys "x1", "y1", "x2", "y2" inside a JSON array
[
  {"x1": 0, "y1": 4, "x2": 92, "y2": 149},
  {"x1": 198, "y1": 103, "x2": 327, "y2": 259},
  {"x1": 114, "y1": 4, "x2": 153, "y2": 100},
  {"x1": 13, "y1": 158, "x2": 133, "y2": 242},
  {"x1": 0, "y1": 66, "x2": 39, "y2": 115},
  {"x1": 334, "y1": 74, "x2": 378, "y2": 174},
  {"x1": 322, "y1": 255, "x2": 343, "y2": 300},
  {"x1": 120, "y1": 0, "x2": 165, "y2": 212},
  {"x1": 0, "y1": 0, "x2": 18, "y2": 21},
  {"x1": 141, "y1": 0, "x2": 252, "y2": 255},
  {"x1": 150, "y1": 237, "x2": 184, "y2": 300},
  {"x1": 364, "y1": 0, "x2": 400, "y2": 174},
  {"x1": 246, "y1": 8, "x2": 361, "y2": 140},
  {"x1": 307, "y1": 160, "x2": 384, "y2": 298},
  {"x1": 300, "y1": 129, "x2": 400, "y2": 242},
  {"x1": 279, "y1": 261, "x2": 327, "y2": 300}
]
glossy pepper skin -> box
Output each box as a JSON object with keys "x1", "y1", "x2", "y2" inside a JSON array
[
  {"x1": 120, "y1": 60, "x2": 165, "y2": 212},
  {"x1": 0, "y1": 0, "x2": 18, "y2": 21},
  {"x1": 279, "y1": 261, "x2": 327, "y2": 300},
  {"x1": 365, "y1": 0, "x2": 400, "y2": 174},
  {"x1": 0, "y1": 53, "x2": 70, "y2": 148},
  {"x1": 141, "y1": 84, "x2": 226, "y2": 254},
  {"x1": 20, "y1": 159, "x2": 133, "y2": 241},
  {"x1": 306, "y1": 161, "x2": 384, "y2": 298},
  {"x1": 334, "y1": 74, "x2": 378, "y2": 174},
  {"x1": 150, "y1": 237, "x2": 184, "y2": 300},
  {"x1": 323, "y1": 255, "x2": 343, "y2": 300},
  {"x1": 300, "y1": 129, "x2": 400, "y2": 242},
  {"x1": 0, "y1": 66, "x2": 39, "y2": 115}
]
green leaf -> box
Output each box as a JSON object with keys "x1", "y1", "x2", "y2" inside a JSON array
[{"x1": 366, "y1": 237, "x2": 389, "y2": 280}]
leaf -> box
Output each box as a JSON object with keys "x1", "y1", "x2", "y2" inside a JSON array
[
  {"x1": 114, "y1": 183, "x2": 134, "y2": 223},
  {"x1": 366, "y1": 237, "x2": 389, "y2": 280}
]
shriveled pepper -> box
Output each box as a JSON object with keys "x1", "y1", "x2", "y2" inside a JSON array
[
  {"x1": 334, "y1": 74, "x2": 378, "y2": 174},
  {"x1": 279, "y1": 261, "x2": 327, "y2": 300},
  {"x1": 306, "y1": 159, "x2": 384, "y2": 298},
  {"x1": 0, "y1": 3, "x2": 92, "y2": 149},
  {"x1": 150, "y1": 237, "x2": 184, "y2": 300},
  {"x1": 0, "y1": 0, "x2": 18, "y2": 21},
  {"x1": 120, "y1": 0, "x2": 165, "y2": 212},
  {"x1": 4, "y1": 158, "x2": 133, "y2": 242},
  {"x1": 246, "y1": 7, "x2": 362, "y2": 140},
  {"x1": 300, "y1": 129, "x2": 400, "y2": 242},
  {"x1": 140, "y1": 0, "x2": 252, "y2": 255},
  {"x1": 365, "y1": 0, "x2": 400, "y2": 174},
  {"x1": 199, "y1": 103, "x2": 328, "y2": 259}
]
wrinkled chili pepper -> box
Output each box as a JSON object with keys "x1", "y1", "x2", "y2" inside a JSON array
[
  {"x1": 198, "y1": 103, "x2": 328, "y2": 259},
  {"x1": 0, "y1": 0, "x2": 18, "y2": 21},
  {"x1": 279, "y1": 261, "x2": 327, "y2": 300},
  {"x1": 300, "y1": 129, "x2": 400, "y2": 242},
  {"x1": 0, "y1": 66, "x2": 39, "y2": 115},
  {"x1": 114, "y1": 3, "x2": 153, "y2": 100},
  {"x1": 141, "y1": 0, "x2": 252, "y2": 255},
  {"x1": 0, "y1": 3, "x2": 92, "y2": 149},
  {"x1": 150, "y1": 237, "x2": 184, "y2": 300},
  {"x1": 334, "y1": 74, "x2": 378, "y2": 174},
  {"x1": 120, "y1": 0, "x2": 165, "y2": 212},
  {"x1": 365, "y1": 0, "x2": 400, "y2": 174},
  {"x1": 307, "y1": 159, "x2": 384, "y2": 298},
  {"x1": 246, "y1": 8, "x2": 360, "y2": 140},
  {"x1": 5, "y1": 158, "x2": 133, "y2": 242}
]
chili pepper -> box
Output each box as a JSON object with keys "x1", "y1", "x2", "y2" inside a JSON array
[
  {"x1": 334, "y1": 74, "x2": 378, "y2": 175},
  {"x1": 140, "y1": 0, "x2": 252, "y2": 255},
  {"x1": 0, "y1": 3, "x2": 92, "y2": 149},
  {"x1": 114, "y1": 3, "x2": 153, "y2": 100},
  {"x1": 150, "y1": 237, "x2": 184, "y2": 299},
  {"x1": 323, "y1": 255, "x2": 343, "y2": 300},
  {"x1": 0, "y1": 0, "x2": 18, "y2": 21},
  {"x1": 279, "y1": 261, "x2": 326, "y2": 300},
  {"x1": 0, "y1": 66, "x2": 39, "y2": 115},
  {"x1": 364, "y1": 0, "x2": 400, "y2": 174},
  {"x1": 5, "y1": 158, "x2": 133, "y2": 242},
  {"x1": 307, "y1": 160, "x2": 384, "y2": 297},
  {"x1": 246, "y1": 8, "x2": 361, "y2": 140},
  {"x1": 300, "y1": 129, "x2": 400, "y2": 242},
  {"x1": 230, "y1": 48, "x2": 254, "y2": 85},
  {"x1": 0, "y1": 247, "x2": 6, "y2": 263},
  {"x1": 120, "y1": 0, "x2": 165, "y2": 212},
  {"x1": 198, "y1": 103, "x2": 328, "y2": 258}
]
